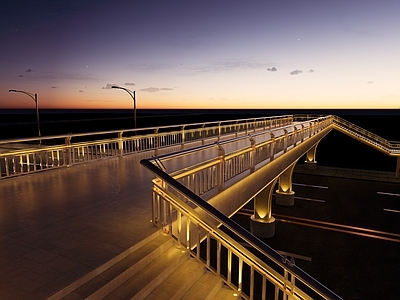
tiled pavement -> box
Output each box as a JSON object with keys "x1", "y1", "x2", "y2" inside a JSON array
[{"x1": 0, "y1": 154, "x2": 159, "y2": 299}]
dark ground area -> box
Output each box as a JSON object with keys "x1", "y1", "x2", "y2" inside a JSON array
[{"x1": 231, "y1": 173, "x2": 400, "y2": 300}]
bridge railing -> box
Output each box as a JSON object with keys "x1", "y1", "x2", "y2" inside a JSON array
[
  {"x1": 167, "y1": 116, "x2": 333, "y2": 197},
  {"x1": 332, "y1": 116, "x2": 400, "y2": 155},
  {"x1": 140, "y1": 117, "x2": 341, "y2": 300},
  {"x1": 0, "y1": 115, "x2": 293, "y2": 179}
]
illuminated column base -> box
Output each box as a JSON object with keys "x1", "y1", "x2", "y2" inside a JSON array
[
  {"x1": 250, "y1": 215, "x2": 275, "y2": 238},
  {"x1": 304, "y1": 161, "x2": 317, "y2": 170},
  {"x1": 275, "y1": 191, "x2": 295, "y2": 206}
]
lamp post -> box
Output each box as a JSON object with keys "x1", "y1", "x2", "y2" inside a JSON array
[
  {"x1": 111, "y1": 86, "x2": 137, "y2": 129},
  {"x1": 9, "y1": 89, "x2": 41, "y2": 137}
]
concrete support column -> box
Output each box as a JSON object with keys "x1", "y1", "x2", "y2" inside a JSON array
[
  {"x1": 304, "y1": 142, "x2": 319, "y2": 170},
  {"x1": 275, "y1": 161, "x2": 297, "y2": 206},
  {"x1": 250, "y1": 179, "x2": 277, "y2": 238}
]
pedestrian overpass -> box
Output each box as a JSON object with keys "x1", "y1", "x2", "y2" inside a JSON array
[{"x1": 1, "y1": 114, "x2": 399, "y2": 300}]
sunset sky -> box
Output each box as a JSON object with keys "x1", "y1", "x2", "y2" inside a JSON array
[{"x1": 1, "y1": 0, "x2": 399, "y2": 110}]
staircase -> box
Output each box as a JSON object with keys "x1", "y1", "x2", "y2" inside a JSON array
[
  {"x1": 49, "y1": 230, "x2": 238, "y2": 300},
  {"x1": 332, "y1": 115, "x2": 400, "y2": 155}
]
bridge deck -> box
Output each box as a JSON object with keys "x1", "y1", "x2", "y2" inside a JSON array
[{"x1": 0, "y1": 139, "x2": 398, "y2": 299}]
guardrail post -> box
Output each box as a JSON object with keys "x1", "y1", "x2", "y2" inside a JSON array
[
  {"x1": 181, "y1": 126, "x2": 185, "y2": 148},
  {"x1": 118, "y1": 131, "x2": 124, "y2": 156},
  {"x1": 270, "y1": 132, "x2": 275, "y2": 160},
  {"x1": 215, "y1": 142, "x2": 225, "y2": 191},
  {"x1": 65, "y1": 135, "x2": 72, "y2": 166},
  {"x1": 235, "y1": 121, "x2": 239, "y2": 137},
  {"x1": 154, "y1": 128, "x2": 159, "y2": 156},
  {"x1": 283, "y1": 129, "x2": 288, "y2": 152},
  {"x1": 248, "y1": 135, "x2": 256, "y2": 172},
  {"x1": 201, "y1": 124, "x2": 206, "y2": 145}
]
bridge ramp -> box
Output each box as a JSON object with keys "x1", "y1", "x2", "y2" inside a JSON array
[{"x1": 48, "y1": 230, "x2": 236, "y2": 300}]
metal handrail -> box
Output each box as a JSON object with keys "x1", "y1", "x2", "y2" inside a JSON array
[
  {"x1": 0, "y1": 115, "x2": 293, "y2": 146},
  {"x1": 0, "y1": 115, "x2": 294, "y2": 179},
  {"x1": 140, "y1": 157, "x2": 342, "y2": 299}
]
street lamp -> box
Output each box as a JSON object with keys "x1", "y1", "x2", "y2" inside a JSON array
[
  {"x1": 111, "y1": 86, "x2": 137, "y2": 129},
  {"x1": 9, "y1": 89, "x2": 41, "y2": 137}
]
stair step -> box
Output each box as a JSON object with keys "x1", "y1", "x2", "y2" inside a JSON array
[
  {"x1": 213, "y1": 285, "x2": 241, "y2": 300},
  {"x1": 143, "y1": 257, "x2": 205, "y2": 300},
  {"x1": 104, "y1": 243, "x2": 189, "y2": 300},
  {"x1": 180, "y1": 270, "x2": 222, "y2": 300},
  {"x1": 60, "y1": 232, "x2": 174, "y2": 300}
]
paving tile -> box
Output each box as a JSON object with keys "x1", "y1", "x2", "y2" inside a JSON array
[{"x1": 22, "y1": 248, "x2": 58, "y2": 263}]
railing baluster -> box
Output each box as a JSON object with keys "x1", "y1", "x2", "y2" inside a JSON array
[
  {"x1": 186, "y1": 218, "x2": 190, "y2": 250},
  {"x1": 217, "y1": 241, "x2": 221, "y2": 276},
  {"x1": 227, "y1": 249, "x2": 232, "y2": 285},
  {"x1": 196, "y1": 226, "x2": 200, "y2": 260},
  {"x1": 238, "y1": 257, "x2": 243, "y2": 292},
  {"x1": 250, "y1": 265, "x2": 254, "y2": 300},
  {"x1": 177, "y1": 211, "x2": 182, "y2": 244},
  {"x1": 262, "y1": 275, "x2": 267, "y2": 300},
  {"x1": 206, "y1": 234, "x2": 210, "y2": 269}
]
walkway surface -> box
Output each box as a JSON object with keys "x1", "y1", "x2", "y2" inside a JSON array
[{"x1": 1, "y1": 143, "x2": 399, "y2": 299}]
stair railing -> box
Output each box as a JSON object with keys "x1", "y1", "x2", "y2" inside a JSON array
[
  {"x1": 141, "y1": 115, "x2": 341, "y2": 300},
  {"x1": 332, "y1": 116, "x2": 400, "y2": 155}
]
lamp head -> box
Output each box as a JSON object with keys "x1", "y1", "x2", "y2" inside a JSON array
[
  {"x1": 9, "y1": 89, "x2": 17, "y2": 93},
  {"x1": 111, "y1": 85, "x2": 119, "y2": 89}
]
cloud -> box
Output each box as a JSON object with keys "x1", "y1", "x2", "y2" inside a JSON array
[
  {"x1": 140, "y1": 87, "x2": 174, "y2": 93},
  {"x1": 51, "y1": 86, "x2": 58, "y2": 89},
  {"x1": 24, "y1": 71, "x2": 100, "y2": 82},
  {"x1": 308, "y1": 69, "x2": 315, "y2": 73},
  {"x1": 131, "y1": 63, "x2": 171, "y2": 73},
  {"x1": 19, "y1": 75, "x2": 23, "y2": 77},
  {"x1": 79, "y1": 90, "x2": 84, "y2": 93},
  {"x1": 267, "y1": 67, "x2": 277, "y2": 72},
  {"x1": 195, "y1": 59, "x2": 269, "y2": 73},
  {"x1": 367, "y1": 81, "x2": 373, "y2": 84},
  {"x1": 102, "y1": 83, "x2": 118, "y2": 89},
  {"x1": 25, "y1": 69, "x2": 33, "y2": 73},
  {"x1": 124, "y1": 82, "x2": 135, "y2": 86},
  {"x1": 290, "y1": 69, "x2": 302, "y2": 75}
]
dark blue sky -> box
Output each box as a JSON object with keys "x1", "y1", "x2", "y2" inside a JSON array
[{"x1": 1, "y1": 0, "x2": 399, "y2": 109}]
